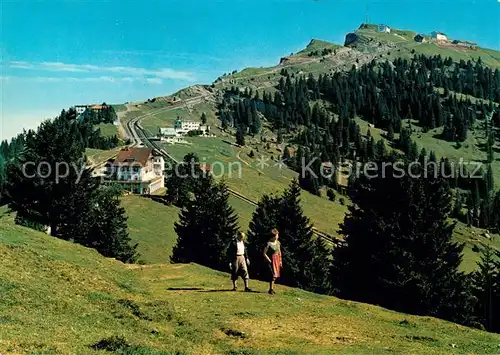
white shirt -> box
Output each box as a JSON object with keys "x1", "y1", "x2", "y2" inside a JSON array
[{"x1": 236, "y1": 240, "x2": 245, "y2": 255}]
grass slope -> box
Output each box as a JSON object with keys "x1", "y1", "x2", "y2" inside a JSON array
[
  {"x1": 122, "y1": 195, "x2": 179, "y2": 265},
  {"x1": 162, "y1": 134, "x2": 348, "y2": 237},
  {"x1": 97, "y1": 122, "x2": 119, "y2": 138},
  {"x1": 85, "y1": 147, "x2": 123, "y2": 167},
  {"x1": 1, "y1": 210, "x2": 499, "y2": 354}
]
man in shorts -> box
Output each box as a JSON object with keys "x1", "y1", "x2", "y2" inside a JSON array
[{"x1": 227, "y1": 232, "x2": 252, "y2": 292}]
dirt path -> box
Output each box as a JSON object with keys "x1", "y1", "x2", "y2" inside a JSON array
[{"x1": 236, "y1": 149, "x2": 251, "y2": 167}]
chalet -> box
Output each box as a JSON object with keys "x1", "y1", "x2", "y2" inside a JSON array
[
  {"x1": 377, "y1": 24, "x2": 391, "y2": 33},
  {"x1": 104, "y1": 147, "x2": 164, "y2": 194},
  {"x1": 431, "y1": 31, "x2": 448, "y2": 42}
]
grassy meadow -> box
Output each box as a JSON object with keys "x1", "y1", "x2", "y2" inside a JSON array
[
  {"x1": 97, "y1": 122, "x2": 120, "y2": 137},
  {"x1": 1, "y1": 207, "x2": 499, "y2": 354},
  {"x1": 85, "y1": 147, "x2": 123, "y2": 166}
]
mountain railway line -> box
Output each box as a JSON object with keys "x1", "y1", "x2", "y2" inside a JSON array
[{"x1": 124, "y1": 101, "x2": 340, "y2": 245}]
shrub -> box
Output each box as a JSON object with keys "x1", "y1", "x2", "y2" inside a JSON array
[
  {"x1": 90, "y1": 336, "x2": 130, "y2": 351},
  {"x1": 15, "y1": 213, "x2": 46, "y2": 232},
  {"x1": 327, "y1": 189, "x2": 336, "y2": 202}
]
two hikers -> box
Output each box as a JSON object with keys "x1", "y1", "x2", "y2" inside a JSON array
[{"x1": 227, "y1": 228, "x2": 283, "y2": 295}]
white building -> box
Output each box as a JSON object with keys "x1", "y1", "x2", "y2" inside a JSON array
[
  {"x1": 377, "y1": 24, "x2": 391, "y2": 33},
  {"x1": 75, "y1": 104, "x2": 107, "y2": 115},
  {"x1": 431, "y1": 31, "x2": 448, "y2": 42},
  {"x1": 104, "y1": 147, "x2": 164, "y2": 194},
  {"x1": 174, "y1": 118, "x2": 201, "y2": 134},
  {"x1": 159, "y1": 127, "x2": 180, "y2": 137},
  {"x1": 75, "y1": 105, "x2": 89, "y2": 114}
]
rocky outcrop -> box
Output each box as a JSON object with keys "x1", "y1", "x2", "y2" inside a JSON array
[{"x1": 344, "y1": 33, "x2": 360, "y2": 46}]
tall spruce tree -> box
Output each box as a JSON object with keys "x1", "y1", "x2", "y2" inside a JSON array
[
  {"x1": 247, "y1": 180, "x2": 330, "y2": 293},
  {"x1": 172, "y1": 176, "x2": 239, "y2": 271},
  {"x1": 331, "y1": 159, "x2": 474, "y2": 325},
  {"x1": 6, "y1": 118, "x2": 86, "y2": 236},
  {"x1": 0, "y1": 153, "x2": 6, "y2": 204},
  {"x1": 471, "y1": 244, "x2": 499, "y2": 332},
  {"x1": 72, "y1": 185, "x2": 138, "y2": 263},
  {"x1": 236, "y1": 125, "x2": 246, "y2": 146},
  {"x1": 247, "y1": 194, "x2": 283, "y2": 280},
  {"x1": 5, "y1": 115, "x2": 137, "y2": 262},
  {"x1": 165, "y1": 153, "x2": 202, "y2": 207}
]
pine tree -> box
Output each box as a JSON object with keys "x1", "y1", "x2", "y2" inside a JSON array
[
  {"x1": 331, "y1": 159, "x2": 474, "y2": 325},
  {"x1": 0, "y1": 153, "x2": 6, "y2": 203},
  {"x1": 279, "y1": 180, "x2": 330, "y2": 292},
  {"x1": 172, "y1": 177, "x2": 239, "y2": 271},
  {"x1": 485, "y1": 112, "x2": 495, "y2": 164},
  {"x1": 5, "y1": 115, "x2": 137, "y2": 262},
  {"x1": 374, "y1": 139, "x2": 387, "y2": 160},
  {"x1": 247, "y1": 180, "x2": 330, "y2": 293},
  {"x1": 486, "y1": 164, "x2": 494, "y2": 193},
  {"x1": 250, "y1": 114, "x2": 261, "y2": 135},
  {"x1": 491, "y1": 191, "x2": 500, "y2": 233},
  {"x1": 247, "y1": 194, "x2": 283, "y2": 280},
  {"x1": 236, "y1": 126, "x2": 246, "y2": 146},
  {"x1": 165, "y1": 154, "x2": 202, "y2": 207},
  {"x1": 6, "y1": 118, "x2": 87, "y2": 236},
  {"x1": 73, "y1": 185, "x2": 138, "y2": 263},
  {"x1": 471, "y1": 244, "x2": 499, "y2": 332},
  {"x1": 387, "y1": 124, "x2": 395, "y2": 141},
  {"x1": 201, "y1": 112, "x2": 207, "y2": 125}
]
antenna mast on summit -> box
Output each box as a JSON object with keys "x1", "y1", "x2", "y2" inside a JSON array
[{"x1": 364, "y1": 5, "x2": 371, "y2": 25}]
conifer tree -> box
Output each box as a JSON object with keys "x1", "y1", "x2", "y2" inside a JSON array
[
  {"x1": 471, "y1": 244, "x2": 499, "y2": 332},
  {"x1": 6, "y1": 115, "x2": 137, "y2": 262},
  {"x1": 331, "y1": 159, "x2": 474, "y2": 325},
  {"x1": 236, "y1": 125, "x2": 246, "y2": 146},
  {"x1": 386, "y1": 124, "x2": 394, "y2": 141},
  {"x1": 165, "y1": 153, "x2": 202, "y2": 207},
  {"x1": 172, "y1": 177, "x2": 239, "y2": 271},
  {"x1": 0, "y1": 153, "x2": 6, "y2": 204},
  {"x1": 491, "y1": 191, "x2": 500, "y2": 233},
  {"x1": 247, "y1": 180, "x2": 330, "y2": 293},
  {"x1": 72, "y1": 185, "x2": 138, "y2": 263},
  {"x1": 247, "y1": 194, "x2": 283, "y2": 279},
  {"x1": 6, "y1": 118, "x2": 87, "y2": 236}
]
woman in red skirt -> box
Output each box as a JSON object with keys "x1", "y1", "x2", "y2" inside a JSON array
[{"x1": 263, "y1": 228, "x2": 282, "y2": 295}]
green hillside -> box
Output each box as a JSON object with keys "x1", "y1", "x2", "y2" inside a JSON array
[
  {"x1": 122, "y1": 102, "x2": 348, "y2": 238},
  {"x1": 1, "y1": 209, "x2": 499, "y2": 354},
  {"x1": 118, "y1": 26, "x2": 500, "y2": 270}
]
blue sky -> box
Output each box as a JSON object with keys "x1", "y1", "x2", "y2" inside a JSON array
[{"x1": 1, "y1": 0, "x2": 499, "y2": 140}]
